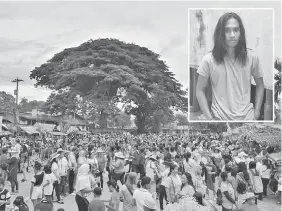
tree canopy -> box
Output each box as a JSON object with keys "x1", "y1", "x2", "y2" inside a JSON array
[
  {"x1": 30, "y1": 38, "x2": 187, "y2": 133},
  {"x1": 0, "y1": 91, "x2": 16, "y2": 114},
  {"x1": 175, "y1": 113, "x2": 189, "y2": 126},
  {"x1": 19, "y1": 97, "x2": 45, "y2": 113}
]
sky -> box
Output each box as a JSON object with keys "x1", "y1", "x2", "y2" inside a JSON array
[{"x1": 0, "y1": 1, "x2": 281, "y2": 102}]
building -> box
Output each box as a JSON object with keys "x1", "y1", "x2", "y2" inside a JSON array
[
  {"x1": 0, "y1": 109, "x2": 89, "y2": 135},
  {"x1": 160, "y1": 122, "x2": 189, "y2": 134}
]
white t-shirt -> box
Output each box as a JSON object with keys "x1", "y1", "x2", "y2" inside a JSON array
[
  {"x1": 221, "y1": 182, "x2": 235, "y2": 209},
  {"x1": 133, "y1": 188, "x2": 152, "y2": 211},
  {"x1": 51, "y1": 162, "x2": 59, "y2": 180},
  {"x1": 197, "y1": 50, "x2": 263, "y2": 120},
  {"x1": 43, "y1": 174, "x2": 54, "y2": 195},
  {"x1": 261, "y1": 165, "x2": 271, "y2": 179},
  {"x1": 58, "y1": 157, "x2": 69, "y2": 176},
  {"x1": 15, "y1": 143, "x2": 21, "y2": 158},
  {"x1": 145, "y1": 160, "x2": 156, "y2": 181},
  {"x1": 164, "y1": 175, "x2": 182, "y2": 197},
  {"x1": 160, "y1": 168, "x2": 170, "y2": 186}
]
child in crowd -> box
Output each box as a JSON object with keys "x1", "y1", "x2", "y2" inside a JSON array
[
  {"x1": 42, "y1": 165, "x2": 54, "y2": 209},
  {"x1": 106, "y1": 180, "x2": 120, "y2": 211},
  {"x1": 88, "y1": 187, "x2": 105, "y2": 211}
]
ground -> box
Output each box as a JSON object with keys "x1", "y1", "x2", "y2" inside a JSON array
[{"x1": 4, "y1": 170, "x2": 281, "y2": 211}]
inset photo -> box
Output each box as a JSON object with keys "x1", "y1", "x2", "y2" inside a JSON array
[{"x1": 188, "y1": 8, "x2": 275, "y2": 122}]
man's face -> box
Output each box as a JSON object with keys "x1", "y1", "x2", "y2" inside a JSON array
[{"x1": 224, "y1": 18, "x2": 240, "y2": 48}]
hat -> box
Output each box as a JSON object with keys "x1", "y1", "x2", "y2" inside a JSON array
[
  {"x1": 96, "y1": 148, "x2": 105, "y2": 153},
  {"x1": 149, "y1": 154, "x2": 157, "y2": 161},
  {"x1": 50, "y1": 153, "x2": 60, "y2": 160},
  {"x1": 238, "y1": 152, "x2": 248, "y2": 157},
  {"x1": 244, "y1": 192, "x2": 256, "y2": 201},
  {"x1": 172, "y1": 161, "x2": 180, "y2": 167},
  {"x1": 143, "y1": 195, "x2": 157, "y2": 209},
  {"x1": 115, "y1": 152, "x2": 125, "y2": 159},
  {"x1": 57, "y1": 148, "x2": 64, "y2": 153}
]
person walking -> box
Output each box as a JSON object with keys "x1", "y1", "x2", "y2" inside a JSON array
[{"x1": 7, "y1": 147, "x2": 19, "y2": 195}]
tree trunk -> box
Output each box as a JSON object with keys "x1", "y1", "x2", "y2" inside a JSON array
[
  {"x1": 135, "y1": 114, "x2": 146, "y2": 134},
  {"x1": 99, "y1": 111, "x2": 108, "y2": 128}
]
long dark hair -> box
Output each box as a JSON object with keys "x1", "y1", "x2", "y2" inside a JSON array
[
  {"x1": 181, "y1": 172, "x2": 195, "y2": 191},
  {"x1": 168, "y1": 164, "x2": 178, "y2": 176},
  {"x1": 212, "y1": 12, "x2": 247, "y2": 65},
  {"x1": 184, "y1": 152, "x2": 191, "y2": 162}
]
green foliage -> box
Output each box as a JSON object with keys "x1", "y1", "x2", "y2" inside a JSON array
[
  {"x1": 0, "y1": 91, "x2": 16, "y2": 113},
  {"x1": 30, "y1": 38, "x2": 187, "y2": 133},
  {"x1": 114, "y1": 112, "x2": 132, "y2": 129},
  {"x1": 175, "y1": 113, "x2": 189, "y2": 126},
  {"x1": 19, "y1": 97, "x2": 45, "y2": 113},
  {"x1": 207, "y1": 122, "x2": 227, "y2": 133}
]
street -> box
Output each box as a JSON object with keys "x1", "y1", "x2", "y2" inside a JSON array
[{"x1": 4, "y1": 170, "x2": 281, "y2": 211}]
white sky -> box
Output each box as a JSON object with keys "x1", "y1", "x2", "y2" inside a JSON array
[{"x1": 0, "y1": 1, "x2": 281, "y2": 101}]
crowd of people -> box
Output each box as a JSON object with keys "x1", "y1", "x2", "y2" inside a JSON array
[{"x1": 0, "y1": 132, "x2": 281, "y2": 211}]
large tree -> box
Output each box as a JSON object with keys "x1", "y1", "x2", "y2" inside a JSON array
[
  {"x1": 114, "y1": 112, "x2": 132, "y2": 129},
  {"x1": 175, "y1": 113, "x2": 189, "y2": 126},
  {"x1": 19, "y1": 97, "x2": 45, "y2": 113},
  {"x1": 0, "y1": 91, "x2": 16, "y2": 113},
  {"x1": 30, "y1": 38, "x2": 187, "y2": 133}
]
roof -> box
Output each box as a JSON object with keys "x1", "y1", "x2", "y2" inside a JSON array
[
  {"x1": 20, "y1": 114, "x2": 60, "y2": 122},
  {"x1": 34, "y1": 123, "x2": 56, "y2": 132},
  {"x1": 19, "y1": 126, "x2": 40, "y2": 135},
  {"x1": 0, "y1": 131, "x2": 11, "y2": 136},
  {"x1": 62, "y1": 118, "x2": 88, "y2": 126},
  {"x1": 49, "y1": 131, "x2": 67, "y2": 136},
  {"x1": 2, "y1": 124, "x2": 8, "y2": 131}
]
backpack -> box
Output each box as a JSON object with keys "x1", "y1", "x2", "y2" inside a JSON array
[
  {"x1": 13, "y1": 196, "x2": 29, "y2": 211},
  {"x1": 269, "y1": 174, "x2": 278, "y2": 192},
  {"x1": 34, "y1": 200, "x2": 52, "y2": 211}
]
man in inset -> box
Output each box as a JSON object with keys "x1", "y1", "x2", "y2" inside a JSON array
[{"x1": 196, "y1": 12, "x2": 264, "y2": 121}]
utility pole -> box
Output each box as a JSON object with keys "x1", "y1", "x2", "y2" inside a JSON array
[{"x1": 12, "y1": 78, "x2": 24, "y2": 136}]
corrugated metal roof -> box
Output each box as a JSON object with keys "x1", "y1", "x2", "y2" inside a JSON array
[{"x1": 20, "y1": 126, "x2": 39, "y2": 134}]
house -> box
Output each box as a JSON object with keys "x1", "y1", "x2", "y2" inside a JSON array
[
  {"x1": 160, "y1": 122, "x2": 189, "y2": 134},
  {"x1": 0, "y1": 109, "x2": 89, "y2": 134}
]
